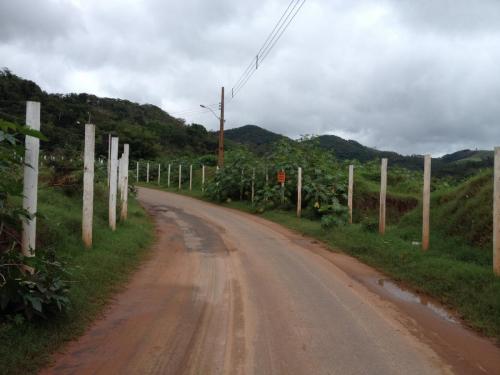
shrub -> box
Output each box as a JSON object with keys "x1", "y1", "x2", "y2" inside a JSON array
[{"x1": 0, "y1": 248, "x2": 71, "y2": 320}]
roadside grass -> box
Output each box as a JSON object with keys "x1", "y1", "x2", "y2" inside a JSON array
[
  {"x1": 142, "y1": 182, "x2": 500, "y2": 342},
  {"x1": 0, "y1": 185, "x2": 154, "y2": 375}
]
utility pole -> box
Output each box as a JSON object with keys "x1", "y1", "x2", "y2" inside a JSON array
[{"x1": 218, "y1": 86, "x2": 225, "y2": 167}]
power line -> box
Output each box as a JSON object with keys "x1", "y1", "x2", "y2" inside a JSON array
[
  {"x1": 230, "y1": 0, "x2": 307, "y2": 99},
  {"x1": 260, "y1": 0, "x2": 306, "y2": 64},
  {"x1": 231, "y1": 0, "x2": 298, "y2": 95}
]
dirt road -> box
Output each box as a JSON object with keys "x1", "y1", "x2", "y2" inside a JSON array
[{"x1": 43, "y1": 188, "x2": 500, "y2": 374}]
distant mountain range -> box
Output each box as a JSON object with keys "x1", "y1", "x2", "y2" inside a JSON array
[{"x1": 225, "y1": 125, "x2": 493, "y2": 178}]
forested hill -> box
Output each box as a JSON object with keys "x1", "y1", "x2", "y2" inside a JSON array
[
  {"x1": 224, "y1": 124, "x2": 493, "y2": 178},
  {"x1": 0, "y1": 69, "x2": 218, "y2": 159},
  {"x1": 224, "y1": 125, "x2": 285, "y2": 154}
]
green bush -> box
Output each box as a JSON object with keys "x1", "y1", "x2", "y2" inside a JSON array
[{"x1": 0, "y1": 248, "x2": 71, "y2": 320}]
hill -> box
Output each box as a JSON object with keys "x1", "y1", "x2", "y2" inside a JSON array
[
  {"x1": 224, "y1": 125, "x2": 285, "y2": 154},
  {"x1": 0, "y1": 68, "x2": 218, "y2": 159},
  {"x1": 1, "y1": 69, "x2": 492, "y2": 178},
  {"x1": 224, "y1": 125, "x2": 492, "y2": 179}
]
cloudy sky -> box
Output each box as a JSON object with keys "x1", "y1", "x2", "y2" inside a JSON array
[{"x1": 1, "y1": 0, "x2": 499, "y2": 155}]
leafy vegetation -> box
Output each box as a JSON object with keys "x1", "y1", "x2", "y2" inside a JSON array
[
  {"x1": 0, "y1": 112, "x2": 153, "y2": 374},
  {"x1": 0, "y1": 68, "x2": 219, "y2": 160}
]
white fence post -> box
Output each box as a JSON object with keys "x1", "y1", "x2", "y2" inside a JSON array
[
  {"x1": 82, "y1": 123, "x2": 95, "y2": 248},
  {"x1": 297, "y1": 167, "x2": 302, "y2": 218},
  {"x1": 120, "y1": 144, "x2": 129, "y2": 221},
  {"x1": 136, "y1": 161, "x2": 139, "y2": 183},
  {"x1": 146, "y1": 162, "x2": 150, "y2": 183},
  {"x1": 107, "y1": 133, "x2": 111, "y2": 187},
  {"x1": 348, "y1": 165, "x2": 354, "y2": 224},
  {"x1": 158, "y1": 163, "x2": 161, "y2": 185},
  {"x1": 178, "y1": 164, "x2": 182, "y2": 190},
  {"x1": 167, "y1": 164, "x2": 171, "y2": 187},
  {"x1": 109, "y1": 137, "x2": 119, "y2": 231},
  {"x1": 117, "y1": 156, "x2": 123, "y2": 199},
  {"x1": 422, "y1": 155, "x2": 431, "y2": 251},
  {"x1": 494, "y1": 147, "x2": 500, "y2": 275},
  {"x1": 189, "y1": 164, "x2": 193, "y2": 191},
  {"x1": 251, "y1": 168, "x2": 255, "y2": 204},
  {"x1": 21, "y1": 101, "x2": 41, "y2": 256},
  {"x1": 202, "y1": 165, "x2": 205, "y2": 192},
  {"x1": 379, "y1": 158, "x2": 388, "y2": 235}
]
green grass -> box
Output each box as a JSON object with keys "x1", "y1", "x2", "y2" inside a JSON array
[
  {"x1": 0, "y1": 185, "x2": 154, "y2": 375},
  {"x1": 143, "y1": 182, "x2": 500, "y2": 342}
]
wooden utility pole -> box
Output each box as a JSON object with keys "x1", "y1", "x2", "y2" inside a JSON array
[
  {"x1": 348, "y1": 165, "x2": 354, "y2": 224},
  {"x1": 21, "y1": 101, "x2": 41, "y2": 256},
  {"x1": 494, "y1": 147, "x2": 500, "y2": 275},
  {"x1": 218, "y1": 86, "x2": 225, "y2": 167},
  {"x1": 82, "y1": 124, "x2": 95, "y2": 248},
  {"x1": 422, "y1": 155, "x2": 431, "y2": 251},
  {"x1": 379, "y1": 158, "x2": 388, "y2": 235}
]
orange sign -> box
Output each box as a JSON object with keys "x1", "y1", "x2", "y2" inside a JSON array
[{"x1": 277, "y1": 170, "x2": 286, "y2": 184}]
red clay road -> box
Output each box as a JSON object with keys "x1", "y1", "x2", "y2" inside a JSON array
[{"x1": 42, "y1": 187, "x2": 500, "y2": 375}]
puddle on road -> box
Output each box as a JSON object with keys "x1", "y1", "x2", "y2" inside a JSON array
[{"x1": 377, "y1": 279, "x2": 457, "y2": 324}]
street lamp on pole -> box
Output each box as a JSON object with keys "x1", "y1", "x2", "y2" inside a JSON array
[
  {"x1": 200, "y1": 104, "x2": 220, "y2": 120},
  {"x1": 200, "y1": 87, "x2": 225, "y2": 167}
]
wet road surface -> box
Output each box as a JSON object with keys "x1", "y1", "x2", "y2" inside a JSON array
[{"x1": 41, "y1": 187, "x2": 500, "y2": 374}]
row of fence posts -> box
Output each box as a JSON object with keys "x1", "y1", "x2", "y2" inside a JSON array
[
  {"x1": 120, "y1": 153, "x2": 500, "y2": 277},
  {"x1": 136, "y1": 162, "x2": 202, "y2": 191},
  {"x1": 19, "y1": 101, "x2": 131, "y2": 257}
]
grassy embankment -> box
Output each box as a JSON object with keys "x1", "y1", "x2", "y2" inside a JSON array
[
  {"x1": 0, "y1": 185, "x2": 154, "y2": 375},
  {"x1": 141, "y1": 168, "x2": 500, "y2": 341}
]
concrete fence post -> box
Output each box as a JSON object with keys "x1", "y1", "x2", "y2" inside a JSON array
[
  {"x1": 348, "y1": 165, "x2": 354, "y2": 224},
  {"x1": 117, "y1": 156, "x2": 123, "y2": 199},
  {"x1": 82, "y1": 124, "x2": 95, "y2": 248},
  {"x1": 240, "y1": 169, "x2": 244, "y2": 200},
  {"x1": 189, "y1": 164, "x2": 193, "y2": 191},
  {"x1": 202, "y1": 165, "x2": 205, "y2": 192},
  {"x1": 136, "y1": 161, "x2": 139, "y2": 183},
  {"x1": 109, "y1": 137, "x2": 119, "y2": 230},
  {"x1": 158, "y1": 163, "x2": 161, "y2": 185},
  {"x1": 422, "y1": 155, "x2": 431, "y2": 251},
  {"x1": 251, "y1": 168, "x2": 255, "y2": 204},
  {"x1": 107, "y1": 134, "x2": 111, "y2": 187},
  {"x1": 297, "y1": 167, "x2": 302, "y2": 218},
  {"x1": 494, "y1": 147, "x2": 500, "y2": 275},
  {"x1": 379, "y1": 158, "x2": 388, "y2": 235},
  {"x1": 178, "y1": 164, "x2": 182, "y2": 190},
  {"x1": 281, "y1": 169, "x2": 285, "y2": 204},
  {"x1": 167, "y1": 164, "x2": 171, "y2": 187},
  {"x1": 146, "y1": 162, "x2": 150, "y2": 183},
  {"x1": 120, "y1": 144, "x2": 129, "y2": 221},
  {"x1": 21, "y1": 101, "x2": 41, "y2": 256}
]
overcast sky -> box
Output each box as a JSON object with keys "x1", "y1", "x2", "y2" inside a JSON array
[{"x1": 1, "y1": 0, "x2": 499, "y2": 155}]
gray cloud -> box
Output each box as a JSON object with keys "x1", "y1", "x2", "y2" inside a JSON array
[{"x1": 1, "y1": 0, "x2": 499, "y2": 156}]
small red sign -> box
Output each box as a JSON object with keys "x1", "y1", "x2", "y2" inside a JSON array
[{"x1": 277, "y1": 170, "x2": 286, "y2": 184}]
